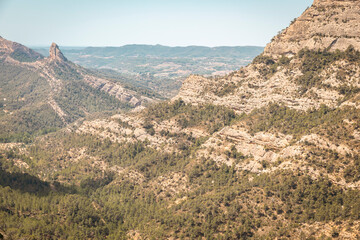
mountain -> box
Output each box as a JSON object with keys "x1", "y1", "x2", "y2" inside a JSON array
[
  {"x1": 264, "y1": 0, "x2": 360, "y2": 56},
  {"x1": 0, "y1": 36, "x2": 43, "y2": 62},
  {"x1": 34, "y1": 44, "x2": 264, "y2": 59},
  {"x1": 33, "y1": 45, "x2": 264, "y2": 97},
  {"x1": 0, "y1": 37, "x2": 158, "y2": 142},
  {"x1": 1, "y1": 0, "x2": 360, "y2": 239},
  {"x1": 174, "y1": 0, "x2": 360, "y2": 113},
  {"x1": 72, "y1": 45, "x2": 264, "y2": 58}
]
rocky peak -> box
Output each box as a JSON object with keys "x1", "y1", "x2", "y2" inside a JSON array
[
  {"x1": 49, "y1": 43, "x2": 67, "y2": 62},
  {"x1": 0, "y1": 36, "x2": 43, "y2": 62},
  {"x1": 264, "y1": 0, "x2": 360, "y2": 56},
  {"x1": 174, "y1": 0, "x2": 360, "y2": 114}
]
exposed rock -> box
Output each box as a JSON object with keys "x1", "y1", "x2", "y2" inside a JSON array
[
  {"x1": 174, "y1": 0, "x2": 360, "y2": 114},
  {"x1": 174, "y1": 65, "x2": 341, "y2": 114},
  {"x1": 168, "y1": 0, "x2": 360, "y2": 190},
  {"x1": 49, "y1": 42, "x2": 67, "y2": 62},
  {"x1": 81, "y1": 72, "x2": 153, "y2": 107},
  {"x1": 264, "y1": 0, "x2": 360, "y2": 56},
  {"x1": 76, "y1": 113, "x2": 200, "y2": 153},
  {"x1": 300, "y1": 134, "x2": 352, "y2": 155}
]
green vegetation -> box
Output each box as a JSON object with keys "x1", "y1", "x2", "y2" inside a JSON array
[
  {"x1": 0, "y1": 60, "x2": 134, "y2": 143},
  {"x1": 244, "y1": 103, "x2": 360, "y2": 142},
  {"x1": 0, "y1": 106, "x2": 63, "y2": 143},
  {"x1": 0, "y1": 63, "x2": 64, "y2": 142},
  {"x1": 242, "y1": 103, "x2": 360, "y2": 183},
  {"x1": 214, "y1": 82, "x2": 238, "y2": 97},
  {"x1": 252, "y1": 54, "x2": 291, "y2": 79},
  {"x1": 91, "y1": 69, "x2": 165, "y2": 100},
  {"x1": 296, "y1": 47, "x2": 360, "y2": 94},
  {"x1": 1, "y1": 148, "x2": 359, "y2": 239},
  {"x1": 34, "y1": 45, "x2": 264, "y2": 97},
  {"x1": 1, "y1": 99, "x2": 360, "y2": 238},
  {"x1": 55, "y1": 81, "x2": 130, "y2": 122},
  {"x1": 2, "y1": 42, "x2": 360, "y2": 239},
  {"x1": 224, "y1": 145, "x2": 247, "y2": 162},
  {"x1": 253, "y1": 48, "x2": 360, "y2": 98},
  {"x1": 9, "y1": 48, "x2": 43, "y2": 62},
  {"x1": 144, "y1": 99, "x2": 238, "y2": 133}
]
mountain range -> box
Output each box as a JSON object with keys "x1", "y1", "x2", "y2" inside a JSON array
[
  {"x1": 33, "y1": 45, "x2": 264, "y2": 97},
  {"x1": 0, "y1": 37, "x2": 160, "y2": 142},
  {"x1": 0, "y1": 0, "x2": 360, "y2": 239}
]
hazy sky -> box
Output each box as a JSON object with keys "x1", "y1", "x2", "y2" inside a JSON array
[{"x1": 0, "y1": 0, "x2": 313, "y2": 47}]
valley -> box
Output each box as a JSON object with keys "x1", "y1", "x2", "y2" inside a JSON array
[
  {"x1": 0, "y1": 0, "x2": 360, "y2": 239},
  {"x1": 33, "y1": 45, "x2": 264, "y2": 97}
]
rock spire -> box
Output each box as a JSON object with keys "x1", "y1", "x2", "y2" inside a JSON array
[{"x1": 49, "y1": 43, "x2": 67, "y2": 62}]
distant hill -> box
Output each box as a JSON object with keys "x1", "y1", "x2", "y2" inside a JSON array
[
  {"x1": 75, "y1": 45, "x2": 263, "y2": 58},
  {"x1": 35, "y1": 45, "x2": 263, "y2": 58},
  {"x1": 33, "y1": 45, "x2": 264, "y2": 97}
]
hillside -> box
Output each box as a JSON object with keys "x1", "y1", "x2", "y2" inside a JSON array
[
  {"x1": 175, "y1": 0, "x2": 360, "y2": 113},
  {"x1": 264, "y1": 0, "x2": 360, "y2": 56},
  {"x1": 0, "y1": 37, "x2": 159, "y2": 142},
  {"x1": 33, "y1": 45, "x2": 264, "y2": 97},
  {"x1": 0, "y1": 0, "x2": 360, "y2": 239}
]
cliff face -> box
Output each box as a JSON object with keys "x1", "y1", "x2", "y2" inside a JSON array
[
  {"x1": 174, "y1": 0, "x2": 360, "y2": 113},
  {"x1": 264, "y1": 0, "x2": 360, "y2": 56},
  {"x1": 49, "y1": 43, "x2": 67, "y2": 62}
]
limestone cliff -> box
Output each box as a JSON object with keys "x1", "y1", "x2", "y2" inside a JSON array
[
  {"x1": 264, "y1": 0, "x2": 360, "y2": 56},
  {"x1": 49, "y1": 42, "x2": 67, "y2": 62},
  {"x1": 174, "y1": 0, "x2": 360, "y2": 113}
]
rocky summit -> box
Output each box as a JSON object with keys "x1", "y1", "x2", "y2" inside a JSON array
[
  {"x1": 49, "y1": 42, "x2": 67, "y2": 62},
  {"x1": 174, "y1": 0, "x2": 360, "y2": 113},
  {"x1": 265, "y1": 0, "x2": 360, "y2": 56}
]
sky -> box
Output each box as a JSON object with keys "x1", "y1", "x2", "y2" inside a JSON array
[{"x1": 0, "y1": 0, "x2": 313, "y2": 47}]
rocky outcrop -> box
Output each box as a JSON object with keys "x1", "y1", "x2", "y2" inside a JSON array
[
  {"x1": 168, "y1": 0, "x2": 360, "y2": 190},
  {"x1": 49, "y1": 43, "x2": 67, "y2": 62},
  {"x1": 174, "y1": 62, "x2": 343, "y2": 114},
  {"x1": 264, "y1": 0, "x2": 360, "y2": 56},
  {"x1": 81, "y1": 72, "x2": 154, "y2": 107},
  {"x1": 174, "y1": 0, "x2": 360, "y2": 113}
]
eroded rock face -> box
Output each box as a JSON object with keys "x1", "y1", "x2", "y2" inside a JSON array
[
  {"x1": 174, "y1": 62, "x2": 346, "y2": 114},
  {"x1": 174, "y1": 0, "x2": 360, "y2": 114},
  {"x1": 264, "y1": 0, "x2": 360, "y2": 56},
  {"x1": 49, "y1": 43, "x2": 67, "y2": 62}
]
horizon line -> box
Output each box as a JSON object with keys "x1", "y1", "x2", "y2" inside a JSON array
[{"x1": 28, "y1": 44, "x2": 265, "y2": 49}]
